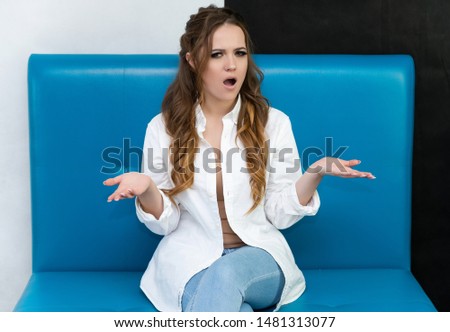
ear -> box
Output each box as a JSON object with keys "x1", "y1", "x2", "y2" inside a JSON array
[{"x1": 185, "y1": 52, "x2": 195, "y2": 69}]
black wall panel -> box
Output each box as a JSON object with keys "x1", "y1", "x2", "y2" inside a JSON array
[{"x1": 226, "y1": 0, "x2": 450, "y2": 311}]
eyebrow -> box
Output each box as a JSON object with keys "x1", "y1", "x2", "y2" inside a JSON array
[{"x1": 211, "y1": 47, "x2": 248, "y2": 52}]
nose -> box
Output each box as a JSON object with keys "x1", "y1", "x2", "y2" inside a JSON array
[
  {"x1": 226, "y1": 65, "x2": 236, "y2": 72},
  {"x1": 225, "y1": 56, "x2": 236, "y2": 72}
]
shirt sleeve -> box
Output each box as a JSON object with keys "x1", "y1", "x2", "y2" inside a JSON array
[
  {"x1": 264, "y1": 113, "x2": 320, "y2": 229},
  {"x1": 135, "y1": 115, "x2": 180, "y2": 236}
]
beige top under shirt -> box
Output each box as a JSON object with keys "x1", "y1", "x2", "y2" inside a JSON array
[{"x1": 215, "y1": 158, "x2": 245, "y2": 249}]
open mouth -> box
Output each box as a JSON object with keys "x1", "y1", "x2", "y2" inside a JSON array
[{"x1": 223, "y1": 78, "x2": 237, "y2": 87}]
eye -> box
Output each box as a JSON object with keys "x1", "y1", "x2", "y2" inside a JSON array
[
  {"x1": 211, "y1": 52, "x2": 222, "y2": 58},
  {"x1": 235, "y1": 50, "x2": 248, "y2": 57}
]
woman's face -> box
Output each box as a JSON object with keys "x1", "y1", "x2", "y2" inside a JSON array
[{"x1": 200, "y1": 23, "x2": 248, "y2": 111}]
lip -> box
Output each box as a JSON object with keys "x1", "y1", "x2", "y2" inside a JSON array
[{"x1": 223, "y1": 77, "x2": 238, "y2": 90}]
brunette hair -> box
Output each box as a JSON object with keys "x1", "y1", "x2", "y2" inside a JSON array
[{"x1": 161, "y1": 5, "x2": 269, "y2": 214}]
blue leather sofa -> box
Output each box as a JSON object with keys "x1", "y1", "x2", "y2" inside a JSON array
[{"x1": 14, "y1": 54, "x2": 436, "y2": 312}]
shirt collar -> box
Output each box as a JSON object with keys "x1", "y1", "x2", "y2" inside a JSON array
[{"x1": 195, "y1": 96, "x2": 241, "y2": 136}]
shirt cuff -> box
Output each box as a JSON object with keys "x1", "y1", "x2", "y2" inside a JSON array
[
  {"x1": 135, "y1": 188, "x2": 178, "y2": 235},
  {"x1": 286, "y1": 182, "x2": 321, "y2": 216}
]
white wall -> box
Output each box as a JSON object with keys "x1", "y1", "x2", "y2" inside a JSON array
[{"x1": 0, "y1": 0, "x2": 223, "y2": 311}]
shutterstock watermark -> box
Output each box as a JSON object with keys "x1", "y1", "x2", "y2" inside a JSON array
[{"x1": 100, "y1": 137, "x2": 349, "y2": 175}]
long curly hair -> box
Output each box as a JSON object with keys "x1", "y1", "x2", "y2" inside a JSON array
[{"x1": 161, "y1": 5, "x2": 269, "y2": 214}]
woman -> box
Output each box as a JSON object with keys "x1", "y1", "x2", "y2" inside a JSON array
[{"x1": 104, "y1": 5, "x2": 374, "y2": 312}]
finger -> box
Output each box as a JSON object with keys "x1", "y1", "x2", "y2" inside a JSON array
[
  {"x1": 120, "y1": 190, "x2": 135, "y2": 199},
  {"x1": 103, "y1": 174, "x2": 123, "y2": 186},
  {"x1": 107, "y1": 187, "x2": 136, "y2": 202},
  {"x1": 113, "y1": 193, "x2": 127, "y2": 202},
  {"x1": 363, "y1": 172, "x2": 376, "y2": 179},
  {"x1": 107, "y1": 192, "x2": 119, "y2": 202},
  {"x1": 350, "y1": 171, "x2": 376, "y2": 179},
  {"x1": 107, "y1": 188, "x2": 124, "y2": 202},
  {"x1": 344, "y1": 159, "x2": 361, "y2": 167},
  {"x1": 332, "y1": 169, "x2": 356, "y2": 178}
]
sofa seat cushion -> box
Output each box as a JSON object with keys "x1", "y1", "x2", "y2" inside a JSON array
[
  {"x1": 14, "y1": 272, "x2": 156, "y2": 312},
  {"x1": 15, "y1": 269, "x2": 435, "y2": 312},
  {"x1": 281, "y1": 269, "x2": 436, "y2": 312}
]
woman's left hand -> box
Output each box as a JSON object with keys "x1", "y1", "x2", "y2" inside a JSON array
[{"x1": 308, "y1": 157, "x2": 375, "y2": 179}]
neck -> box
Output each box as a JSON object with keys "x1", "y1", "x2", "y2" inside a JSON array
[{"x1": 201, "y1": 97, "x2": 238, "y2": 119}]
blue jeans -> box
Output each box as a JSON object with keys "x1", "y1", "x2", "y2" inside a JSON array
[{"x1": 182, "y1": 245, "x2": 285, "y2": 312}]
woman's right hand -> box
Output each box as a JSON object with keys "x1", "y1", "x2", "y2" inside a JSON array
[{"x1": 103, "y1": 172, "x2": 153, "y2": 203}]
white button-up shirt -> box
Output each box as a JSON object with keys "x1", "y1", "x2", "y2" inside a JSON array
[{"x1": 136, "y1": 96, "x2": 320, "y2": 312}]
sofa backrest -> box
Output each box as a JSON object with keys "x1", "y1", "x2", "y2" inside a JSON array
[{"x1": 28, "y1": 54, "x2": 414, "y2": 272}]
